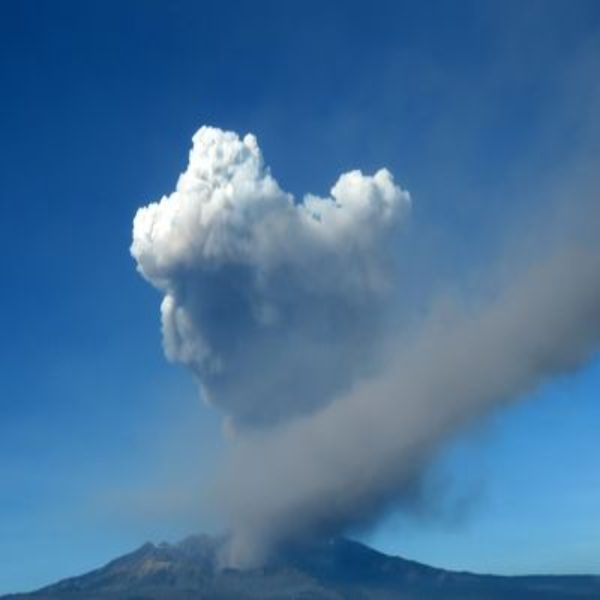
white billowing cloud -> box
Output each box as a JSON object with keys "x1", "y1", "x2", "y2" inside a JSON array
[{"x1": 132, "y1": 126, "x2": 411, "y2": 426}]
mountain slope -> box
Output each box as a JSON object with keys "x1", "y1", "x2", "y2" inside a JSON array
[{"x1": 3, "y1": 535, "x2": 599, "y2": 599}]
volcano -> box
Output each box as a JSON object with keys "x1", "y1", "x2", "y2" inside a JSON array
[{"x1": 3, "y1": 535, "x2": 599, "y2": 599}]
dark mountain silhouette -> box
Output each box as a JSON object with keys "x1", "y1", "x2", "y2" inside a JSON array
[{"x1": 3, "y1": 535, "x2": 599, "y2": 599}]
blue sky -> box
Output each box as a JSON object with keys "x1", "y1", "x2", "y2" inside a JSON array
[{"x1": 1, "y1": 0, "x2": 600, "y2": 593}]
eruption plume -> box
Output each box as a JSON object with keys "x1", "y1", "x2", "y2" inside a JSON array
[{"x1": 132, "y1": 126, "x2": 600, "y2": 567}]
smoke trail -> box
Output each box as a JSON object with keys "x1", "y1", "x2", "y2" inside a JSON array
[{"x1": 217, "y1": 242, "x2": 600, "y2": 565}]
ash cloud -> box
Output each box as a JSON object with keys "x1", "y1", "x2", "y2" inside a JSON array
[{"x1": 132, "y1": 126, "x2": 600, "y2": 568}]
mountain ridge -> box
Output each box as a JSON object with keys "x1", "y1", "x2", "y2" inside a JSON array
[{"x1": 3, "y1": 535, "x2": 600, "y2": 599}]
